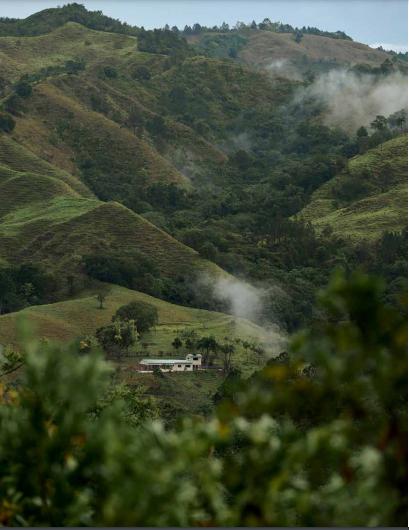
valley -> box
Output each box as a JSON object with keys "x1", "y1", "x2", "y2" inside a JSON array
[{"x1": 0, "y1": 4, "x2": 407, "y2": 525}]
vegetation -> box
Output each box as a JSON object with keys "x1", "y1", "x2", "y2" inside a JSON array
[
  {"x1": 113, "y1": 301, "x2": 158, "y2": 333},
  {"x1": 0, "y1": 264, "x2": 57, "y2": 315},
  {"x1": 0, "y1": 112, "x2": 15, "y2": 132},
  {"x1": 0, "y1": 3, "x2": 140, "y2": 37},
  {"x1": 0, "y1": 2, "x2": 405, "y2": 333},
  {"x1": 0, "y1": 284, "x2": 277, "y2": 366},
  {"x1": 0, "y1": 274, "x2": 406, "y2": 526},
  {"x1": 0, "y1": 4, "x2": 406, "y2": 525},
  {"x1": 300, "y1": 135, "x2": 407, "y2": 241},
  {"x1": 96, "y1": 319, "x2": 138, "y2": 356}
]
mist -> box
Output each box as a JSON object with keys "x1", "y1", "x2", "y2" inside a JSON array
[
  {"x1": 302, "y1": 69, "x2": 408, "y2": 131},
  {"x1": 266, "y1": 58, "x2": 303, "y2": 82},
  {"x1": 212, "y1": 276, "x2": 264, "y2": 321}
]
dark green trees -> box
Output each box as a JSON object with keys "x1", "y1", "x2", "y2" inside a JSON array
[
  {"x1": 113, "y1": 301, "x2": 158, "y2": 333},
  {"x1": 96, "y1": 319, "x2": 137, "y2": 355},
  {"x1": 0, "y1": 112, "x2": 15, "y2": 132},
  {"x1": 14, "y1": 81, "x2": 32, "y2": 98}
]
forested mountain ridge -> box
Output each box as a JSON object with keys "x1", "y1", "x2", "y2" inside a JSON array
[{"x1": 0, "y1": 3, "x2": 406, "y2": 336}]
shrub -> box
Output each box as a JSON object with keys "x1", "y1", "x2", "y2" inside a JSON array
[
  {"x1": 103, "y1": 66, "x2": 118, "y2": 79},
  {"x1": 132, "y1": 65, "x2": 151, "y2": 81},
  {"x1": 14, "y1": 81, "x2": 32, "y2": 98}
]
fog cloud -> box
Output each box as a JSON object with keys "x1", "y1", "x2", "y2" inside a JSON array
[
  {"x1": 302, "y1": 69, "x2": 408, "y2": 131},
  {"x1": 266, "y1": 58, "x2": 303, "y2": 81},
  {"x1": 212, "y1": 276, "x2": 264, "y2": 321}
]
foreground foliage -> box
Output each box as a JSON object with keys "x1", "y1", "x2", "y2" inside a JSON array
[{"x1": 0, "y1": 273, "x2": 406, "y2": 526}]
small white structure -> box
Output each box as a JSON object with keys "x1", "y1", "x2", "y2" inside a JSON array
[{"x1": 138, "y1": 353, "x2": 202, "y2": 372}]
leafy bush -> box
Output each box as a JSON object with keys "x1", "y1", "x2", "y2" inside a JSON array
[{"x1": 0, "y1": 273, "x2": 405, "y2": 526}]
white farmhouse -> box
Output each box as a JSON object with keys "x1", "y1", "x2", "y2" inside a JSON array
[{"x1": 138, "y1": 353, "x2": 202, "y2": 372}]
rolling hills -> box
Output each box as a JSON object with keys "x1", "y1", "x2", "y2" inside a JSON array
[
  {"x1": 299, "y1": 135, "x2": 408, "y2": 241},
  {"x1": 0, "y1": 134, "x2": 224, "y2": 280},
  {"x1": 0, "y1": 3, "x2": 406, "y2": 349},
  {"x1": 0, "y1": 283, "x2": 284, "y2": 368}
]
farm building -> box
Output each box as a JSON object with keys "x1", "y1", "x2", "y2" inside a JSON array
[{"x1": 137, "y1": 353, "x2": 202, "y2": 372}]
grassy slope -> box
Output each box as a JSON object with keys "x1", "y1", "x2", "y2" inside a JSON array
[
  {"x1": 0, "y1": 22, "x2": 137, "y2": 81},
  {"x1": 0, "y1": 23, "x2": 227, "y2": 190},
  {"x1": 0, "y1": 177, "x2": 222, "y2": 279},
  {"x1": 0, "y1": 284, "x2": 285, "y2": 368},
  {"x1": 239, "y1": 31, "x2": 390, "y2": 69},
  {"x1": 188, "y1": 30, "x2": 391, "y2": 69},
  {"x1": 299, "y1": 135, "x2": 408, "y2": 241},
  {"x1": 0, "y1": 130, "x2": 224, "y2": 280},
  {"x1": 0, "y1": 134, "x2": 91, "y2": 196}
]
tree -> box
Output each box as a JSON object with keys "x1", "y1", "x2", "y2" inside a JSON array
[
  {"x1": 14, "y1": 81, "x2": 32, "y2": 98},
  {"x1": 146, "y1": 115, "x2": 167, "y2": 137},
  {"x1": 197, "y1": 335, "x2": 219, "y2": 365},
  {"x1": 95, "y1": 285, "x2": 110, "y2": 309},
  {"x1": 370, "y1": 114, "x2": 388, "y2": 132},
  {"x1": 199, "y1": 241, "x2": 218, "y2": 261},
  {"x1": 126, "y1": 107, "x2": 145, "y2": 135},
  {"x1": 153, "y1": 365, "x2": 165, "y2": 378},
  {"x1": 113, "y1": 301, "x2": 158, "y2": 333},
  {"x1": 0, "y1": 112, "x2": 15, "y2": 133},
  {"x1": 96, "y1": 319, "x2": 138, "y2": 356},
  {"x1": 219, "y1": 341, "x2": 235, "y2": 374},
  {"x1": 65, "y1": 58, "x2": 86, "y2": 74},
  {"x1": 66, "y1": 274, "x2": 75, "y2": 296},
  {"x1": 172, "y1": 336, "x2": 183, "y2": 352}
]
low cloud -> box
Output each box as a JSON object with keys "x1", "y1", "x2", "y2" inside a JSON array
[
  {"x1": 212, "y1": 276, "x2": 264, "y2": 322},
  {"x1": 301, "y1": 69, "x2": 408, "y2": 131},
  {"x1": 266, "y1": 58, "x2": 303, "y2": 81},
  {"x1": 199, "y1": 274, "x2": 287, "y2": 354}
]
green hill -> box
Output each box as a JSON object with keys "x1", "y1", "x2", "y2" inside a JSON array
[
  {"x1": 0, "y1": 4, "x2": 406, "y2": 339},
  {"x1": 0, "y1": 163, "x2": 222, "y2": 282},
  {"x1": 0, "y1": 3, "x2": 140, "y2": 38},
  {"x1": 299, "y1": 135, "x2": 408, "y2": 241},
  {"x1": 0, "y1": 283, "x2": 284, "y2": 362},
  {"x1": 188, "y1": 28, "x2": 393, "y2": 73}
]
